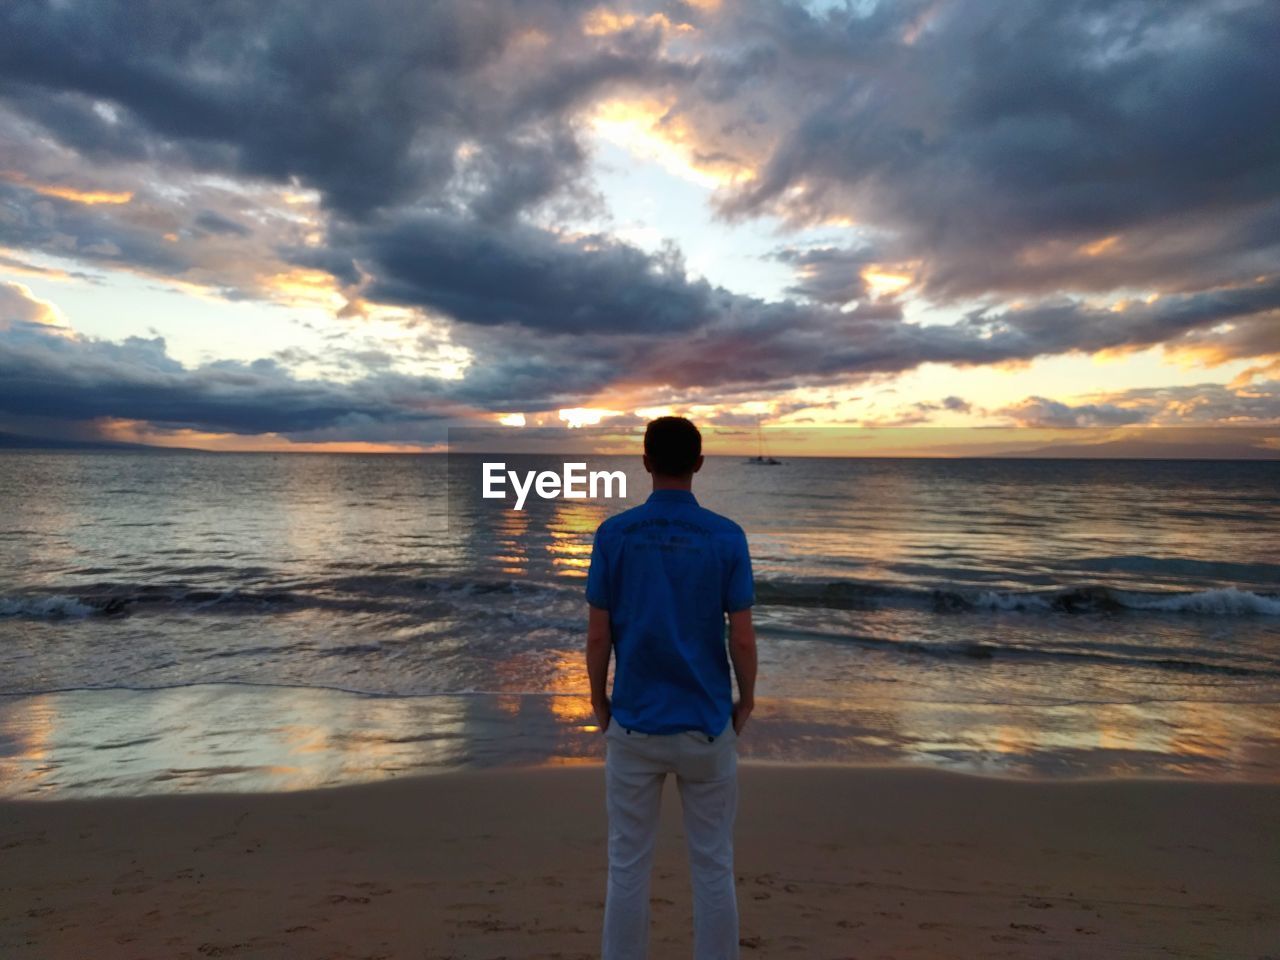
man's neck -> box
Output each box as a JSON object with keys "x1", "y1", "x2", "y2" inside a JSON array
[{"x1": 651, "y1": 474, "x2": 694, "y2": 493}]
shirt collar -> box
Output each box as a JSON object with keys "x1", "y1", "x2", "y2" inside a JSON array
[{"x1": 646, "y1": 489, "x2": 698, "y2": 505}]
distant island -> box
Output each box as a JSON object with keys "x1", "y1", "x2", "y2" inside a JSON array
[{"x1": 0, "y1": 431, "x2": 196, "y2": 452}]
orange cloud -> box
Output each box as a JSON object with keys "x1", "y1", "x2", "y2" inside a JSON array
[
  {"x1": 582, "y1": 7, "x2": 690, "y2": 36},
  {"x1": 861, "y1": 264, "x2": 915, "y2": 298},
  {"x1": 262, "y1": 267, "x2": 346, "y2": 307},
  {"x1": 95, "y1": 418, "x2": 439, "y2": 453},
  {"x1": 1079, "y1": 234, "x2": 1121, "y2": 257},
  {"x1": 587, "y1": 96, "x2": 749, "y2": 187},
  {"x1": 0, "y1": 170, "x2": 132, "y2": 205},
  {"x1": 0, "y1": 279, "x2": 75, "y2": 336},
  {"x1": 1230, "y1": 357, "x2": 1280, "y2": 387},
  {"x1": 559, "y1": 407, "x2": 620, "y2": 428}
]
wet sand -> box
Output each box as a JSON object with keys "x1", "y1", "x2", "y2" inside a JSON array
[{"x1": 2, "y1": 764, "x2": 1277, "y2": 959}]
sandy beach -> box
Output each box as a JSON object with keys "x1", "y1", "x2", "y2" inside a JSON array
[{"x1": 2, "y1": 763, "x2": 1277, "y2": 959}]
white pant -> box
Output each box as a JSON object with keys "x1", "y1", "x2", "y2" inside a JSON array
[{"x1": 602, "y1": 718, "x2": 739, "y2": 960}]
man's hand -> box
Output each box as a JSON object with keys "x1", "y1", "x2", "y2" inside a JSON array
[
  {"x1": 586, "y1": 606, "x2": 612, "y2": 734},
  {"x1": 727, "y1": 609, "x2": 756, "y2": 736},
  {"x1": 593, "y1": 695, "x2": 612, "y2": 734}
]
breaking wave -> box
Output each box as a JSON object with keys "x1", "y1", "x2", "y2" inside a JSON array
[
  {"x1": 755, "y1": 580, "x2": 1280, "y2": 617},
  {"x1": 2, "y1": 573, "x2": 1278, "y2": 621}
]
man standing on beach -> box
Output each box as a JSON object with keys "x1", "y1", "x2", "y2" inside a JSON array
[{"x1": 585, "y1": 416, "x2": 758, "y2": 960}]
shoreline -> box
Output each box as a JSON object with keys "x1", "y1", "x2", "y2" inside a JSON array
[
  {"x1": 10, "y1": 756, "x2": 1280, "y2": 803},
  {"x1": 3, "y1": 764, "x2": 1277, "y2": 958},
  {"x1": 6, "y1": 683, "x2": 1279, "y2": 798}
]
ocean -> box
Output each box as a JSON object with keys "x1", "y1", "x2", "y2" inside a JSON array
[{"x1": 1, "y1": 451, "x2": 1277, "y2": 797}]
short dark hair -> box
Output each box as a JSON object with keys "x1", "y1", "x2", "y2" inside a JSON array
[{"x1": 644, "y1": 416, "x2": 702, "y2": 476}]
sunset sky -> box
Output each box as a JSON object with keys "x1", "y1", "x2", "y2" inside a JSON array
[{"x1": 1, "y1": 0, "x2": 1277, "y2": 453}]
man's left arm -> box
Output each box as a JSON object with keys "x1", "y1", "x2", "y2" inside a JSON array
[{"x1": 586, "y1": 605, "x2": 612, "y2": 732}]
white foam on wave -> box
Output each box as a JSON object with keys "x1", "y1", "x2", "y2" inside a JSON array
[
  {"x1": 1120, "y1": 587, "x2": 1280, "y2": 616},
  {"x1": 964, "y1": 585, "x2": 1280, "y2": 616},
  {"x1": 971, "y1": 591, "x2": 1053, "y2": 612},
  {"x1": 0, "y1": 594, "x2": 96, "y2": 619}
]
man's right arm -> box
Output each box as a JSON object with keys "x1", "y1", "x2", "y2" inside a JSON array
[{"x1": 728, "y1": 607, "x2": 756, "y2": 734}]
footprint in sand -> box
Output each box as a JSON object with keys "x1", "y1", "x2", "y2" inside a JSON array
[
  {"x1": 454, "y1": 917, "x2": 521, "y2": 932},
  {"x1": 198, "y1": 939, "x2": 286, "y2": 956},
  {"x1": 197, "y1": 944, "x2": 247, "y2": 957}
]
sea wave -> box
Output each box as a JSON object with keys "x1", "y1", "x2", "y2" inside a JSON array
[
  {"x1": 0, "y1": 586, "x2": 301, "y2": 619},
  {"x1": 756, "y1": 580, "x2": 1280, "y2": 617},
  {"x1": 0, "y1": 574, "x2": 566, "y2": 620},
  {"x1": 2, "y1": 572, "x2": 1277, "y2": 621},
  {"x1": 1098, "y1": 587, "x2": 1280, "y2": 616},
  {"x1": 767, "y1": 625, "x2": 1280, "y2": 678},
  {"x1": 0, "y1": 594, "x2": 96, "y2": 619}
]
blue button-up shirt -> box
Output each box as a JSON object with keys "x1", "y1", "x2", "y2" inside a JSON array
[{"x1": 585, "y1": 489, "x2": 754, "y2": 736}]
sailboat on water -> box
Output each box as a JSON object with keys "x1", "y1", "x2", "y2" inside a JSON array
[{"x1": 744, "y1": 421, "x2": 782, "y2": 465}]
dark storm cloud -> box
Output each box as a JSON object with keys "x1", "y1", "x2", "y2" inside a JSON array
[
  {"x1": 318, "y1": 213, "x2": 718, "y2": 335},
  {"x1": 4, "y1": 259, "x2": 1275, "y2": 434},
  {"x1": 450, "y1": 269, "x2": 1280, "y2": 407},
  {"x1": 0, "y1": 286, "x2": 442, "y2": 436},
  {"x1": 771, "y1": 245, "x2": 875, "y2": 305},
  {"x1": 0, "y1": 0, "x2": 682, "y2": 221},
  {"x1": 958, "y1": 277, "x2": 1280, "y2": 357},
  {"x1": 0, "y1": 181, "x2": 190, "y2": 276},
  {"x1": 298, "y1": 209, "x2": 1280, "y2": 410},
  {"x1": 0, "y1": 84, "x2": 227, "y2": 169},
  {"x1": 689, "y1": 0, "x2": 1280, "y2": 298},
  {"x1": 1, "y1": 0, "x2": 1277, "y2": 442}
]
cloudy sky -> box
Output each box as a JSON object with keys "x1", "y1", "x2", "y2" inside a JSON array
[{"x1": 1, "y1": 0, "x2": 1277, "y2": 452}]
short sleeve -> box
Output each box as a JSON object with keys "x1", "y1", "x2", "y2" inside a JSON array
[
  {"x1": 585, "y1": 526, "x2": 610, "y2": 609},
  {"x1": 724, "y1": 532, "x2": 754, "y2": 612}
]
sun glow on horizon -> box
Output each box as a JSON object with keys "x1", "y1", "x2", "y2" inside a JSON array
[
  {"x1": 94, "y1": 418, "x2": 439, "y2": 453},
  {"x1": 559, "y1": 407, "x2": 618, "y2": 429}
]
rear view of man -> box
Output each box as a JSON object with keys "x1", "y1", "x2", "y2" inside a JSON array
[{"x1": 585, "y1": 416, "x2": 758, "y2": 960}]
